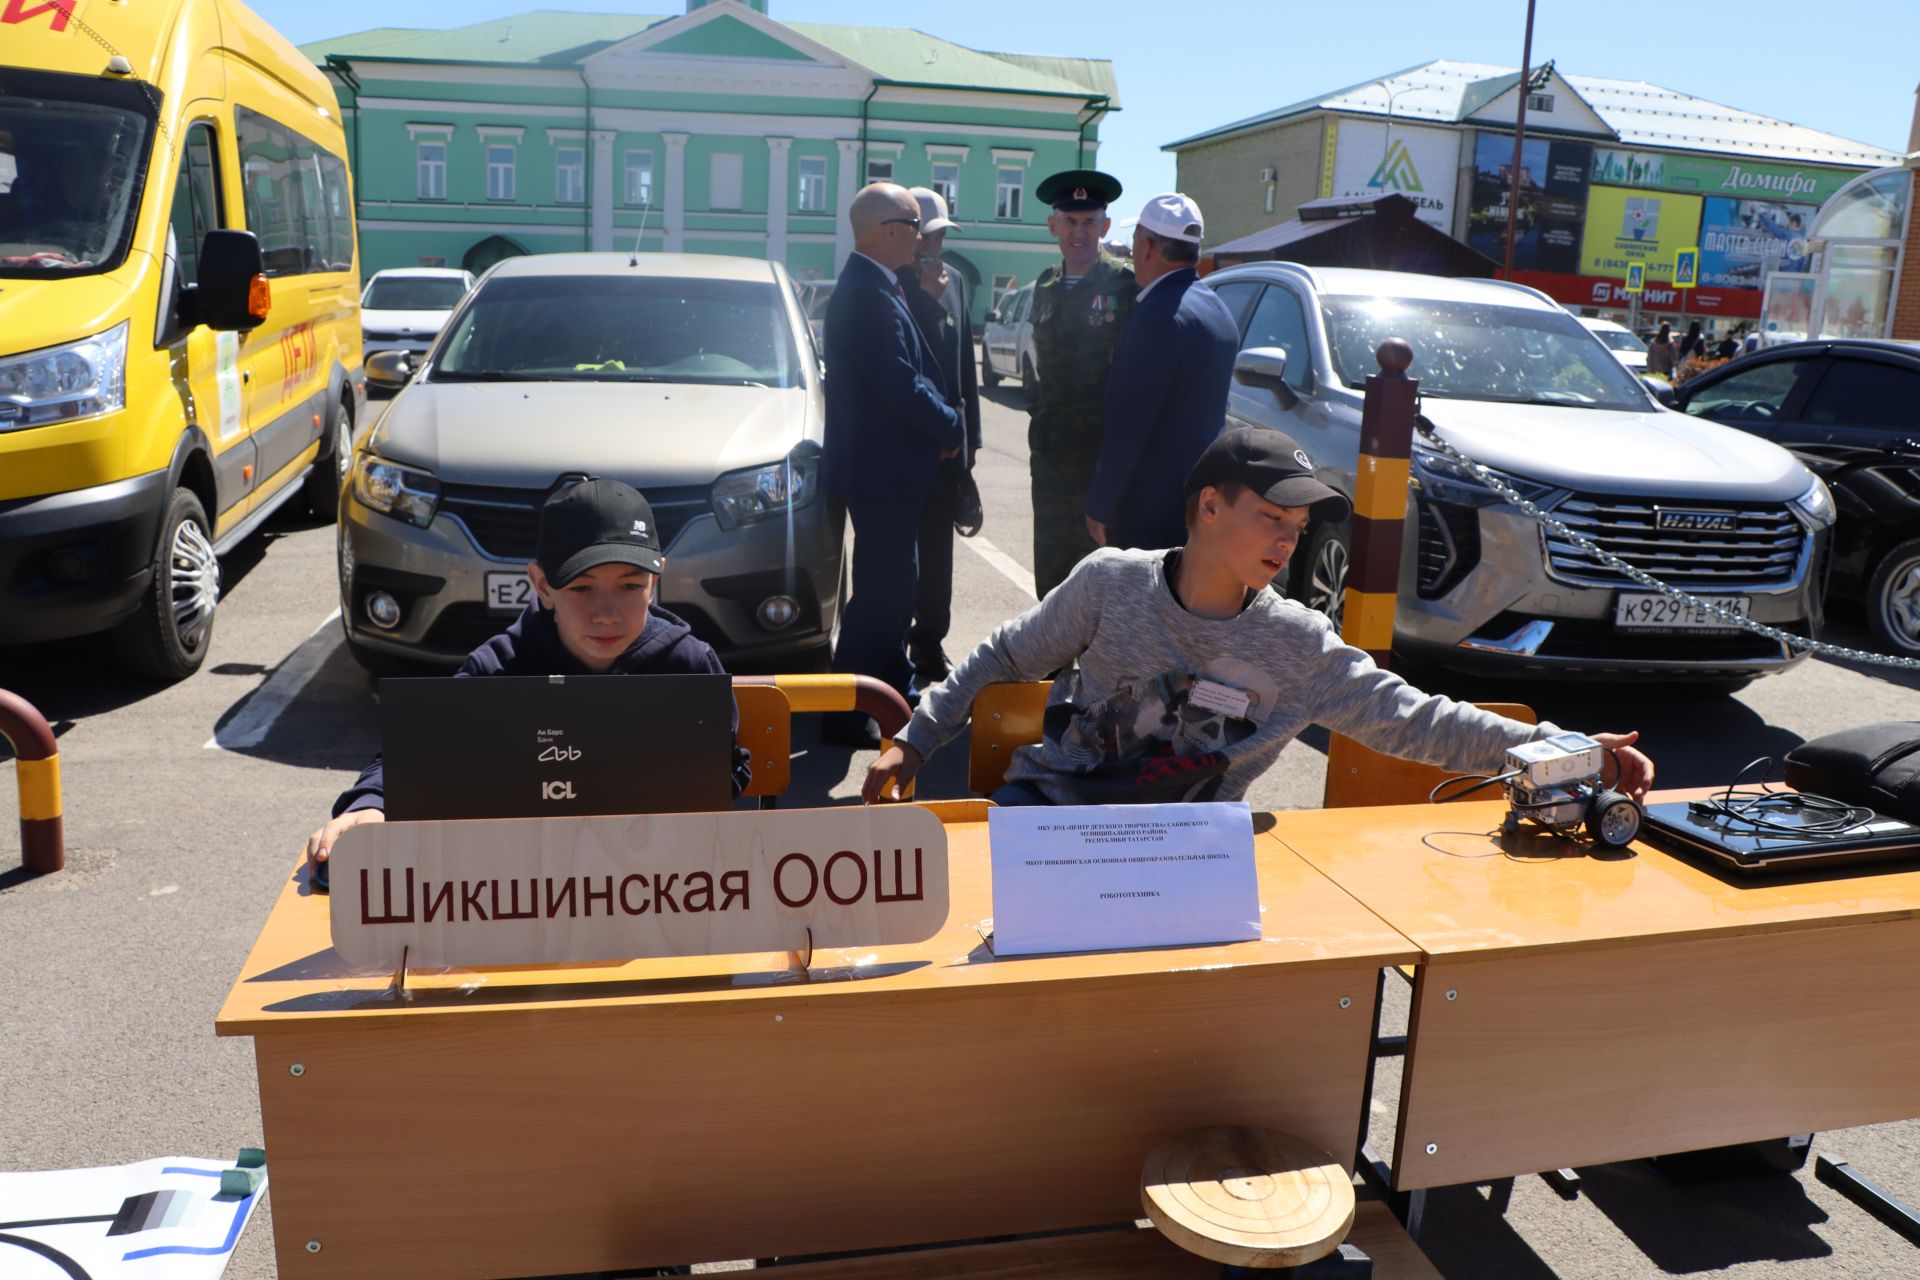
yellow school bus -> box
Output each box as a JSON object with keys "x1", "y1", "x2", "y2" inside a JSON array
[{"x1": 0, "y1": 0, "x2": 362, "y2": 678}]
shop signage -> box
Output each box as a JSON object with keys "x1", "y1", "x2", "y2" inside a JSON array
[
  {"x1": 1698, "y1": 195, "x2": 1818, "y2": 289},
  {"x1": 1466, "y1": 133, "x2": 1593, "y2": 273},
  {"x1": 1592, "y1": 148, "x2": 1860, "y2": 206},
  {"x1": 1506, "y1": 268, "x2": 1762, "y2": 318},
  {"x1": 1579, "y1": 185, "x2": 1704, "y2": 282},
  {"x1": 329, "y1": 806, "x2": 951, "y2": 968},
  {"x1": 1327, "y1": 119, "x2": 1461, "y2": 232}
]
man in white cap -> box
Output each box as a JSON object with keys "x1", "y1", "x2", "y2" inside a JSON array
[{"x1": 1084, "y1": 192, "x2": 1239, "y2": 552}]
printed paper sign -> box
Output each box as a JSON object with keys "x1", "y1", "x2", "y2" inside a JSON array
[
  {"x1": 0, "y1": 1157, "x2": 266, "y2": 1279},
  {"x1": 330, "y1": 806, "x2": 950, "y2": 969},
  {"x1": 987, "y1": 802, "x2": 1261, "y2": 956}
]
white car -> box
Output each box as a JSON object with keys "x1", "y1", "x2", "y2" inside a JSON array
[
  {"x1": 361, "y1": 267, "x2": 476, "y2": 359},
  {"x1": 1579, "y1": 316, "x2": 1650, "y2": 373},
  {"x1": 981, "y1": 283, "x2": 1038, "y2": 393}
]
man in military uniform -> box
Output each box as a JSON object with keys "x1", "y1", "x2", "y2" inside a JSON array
[{"x1": 1026, "y1": 168, "x2": 1137, "y2": 600}]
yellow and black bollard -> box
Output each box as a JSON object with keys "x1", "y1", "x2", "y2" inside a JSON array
[
  {"x1": 1339, "y1": 338, "x2": 1418, "y2": 670},
  {"x1": 1, "y1": 688, "x2": 64, "y2": 874}
]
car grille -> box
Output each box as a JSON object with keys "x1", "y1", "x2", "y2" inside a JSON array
[
  {"x1": 1416, "y1": 498, "x2": 1480, "y2": 599},
  {"x1": 1543, "y1": 496, "x2": 1804, "y2": 589},
  {"x1": 437, "y1": 482, "x2": 711, "y2": 561}
]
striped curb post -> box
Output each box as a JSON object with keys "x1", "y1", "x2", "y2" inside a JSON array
[
  {"x1": 1340, "y1": 338, "x2": 1418, "y2": 670},
  {"x1": 1, "y1": 688, "x2": 64, "y2": 874}
]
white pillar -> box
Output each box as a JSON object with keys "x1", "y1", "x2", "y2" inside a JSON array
[
  {"x1": 663, "y1": 131, "x2": 690, "y2": 253},
  {"x1": 833, "y1": 138, "x2": 861, "y2": 271},
  {"x1": 765, "y1": 136, "x2": 791, "y2": 267},
  {"x1": 590, "y1": 129, "x2": 617, "y2": 252}
]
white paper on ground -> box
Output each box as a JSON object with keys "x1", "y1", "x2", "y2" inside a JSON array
[
  {"x1": 0, "y1": 1156, "x2": 266, "y2": 1278},
  {"x1": 987, "y1": 801, "x2": 1262, "y2": 956}
]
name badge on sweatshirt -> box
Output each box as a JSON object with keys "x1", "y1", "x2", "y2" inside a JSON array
[{"x1": 1188, "y1": 678, "x2": 1253, "y2": 720}]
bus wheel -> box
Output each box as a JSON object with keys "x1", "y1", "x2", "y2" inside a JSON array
[
  {"x1": 115, "y1": 488, "x2": 220, "y2": 681},
  {"x1": 305, "y1": 400, "x2": 353, "y2": 521}
]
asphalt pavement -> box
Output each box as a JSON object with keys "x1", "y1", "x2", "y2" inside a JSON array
[{"x1": 5, "y1": 380, "x2": 1920, "y2": 1278}]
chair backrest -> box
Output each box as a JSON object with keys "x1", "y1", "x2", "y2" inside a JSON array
[
  {"x1": 732, "y1": 683, "x2": 792, "y2": 804},
  {"x1": 968, "y1": 681, "x2": 1052, "y2": 796},
  {"x1": 1321, "y1": 702, "x2": 1537, "y2": 809}
]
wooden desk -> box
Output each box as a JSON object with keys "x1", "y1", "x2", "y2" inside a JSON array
[
  {"x1": 217, "y1": 809, "x2": 1418, "y2": 1278},
  {"x1": 1267, "y1": 797, "x2": 1920, "y2": 1191}
]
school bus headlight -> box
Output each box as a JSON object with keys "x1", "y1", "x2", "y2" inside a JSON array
[
  {"x1": 0, "y1": 322, "x2": 129, "y2": 431},
  {"x1": 351, "y1": 454, "x2": 441, "y2": 528}
]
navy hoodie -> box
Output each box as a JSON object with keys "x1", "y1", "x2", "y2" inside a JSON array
[{"x1": 332, "y1": 602, "x2": 751, "y2": 815}]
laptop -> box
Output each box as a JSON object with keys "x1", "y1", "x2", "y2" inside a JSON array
[
  {"x1": 1641, "y1": 798, "x2": 1920, "y2": 876},
  {"x1": 378, "y1": 673, "x2": 735, "y2": 822}
]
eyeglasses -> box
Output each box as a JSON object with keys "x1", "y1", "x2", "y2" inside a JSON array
[{"x1": 883, "y1": 216, "x2": 922, "y2": 230}]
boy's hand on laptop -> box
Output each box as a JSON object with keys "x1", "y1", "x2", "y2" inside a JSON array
[
  {"x1": 304, "y1": 808, "x2": 385, "y2": 868},
  {"x1": 1592, "y1": 731, "x2": 1653, "y2": 804},
  {"x1": 861, "y1": 743, "x2": 924, "y2": 803}
]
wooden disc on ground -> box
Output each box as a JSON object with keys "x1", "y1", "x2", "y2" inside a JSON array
[{"x1": 1140, "y1": 1125, "x2": 1355, "y2": 1268}]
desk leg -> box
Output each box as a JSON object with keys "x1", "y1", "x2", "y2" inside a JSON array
[{"x1": 1816, "y1": 1155, "x2": 1920, "y2": 1247}]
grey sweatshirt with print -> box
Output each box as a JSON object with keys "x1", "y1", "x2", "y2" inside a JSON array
[{"x1": 902, "y1": 548, "x2": 1558, "y2": 804}]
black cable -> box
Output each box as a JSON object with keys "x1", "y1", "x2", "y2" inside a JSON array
[
  {"x1": 1430, "y1": 769, "x2": 1521, "y2": 805},
  {"x1": 1687, "y1": 756, "x2": 1877, "y2": 839}
]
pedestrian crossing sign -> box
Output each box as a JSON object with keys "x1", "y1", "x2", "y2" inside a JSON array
[
  {"x1": 1624, "y1": 263, "x2": 1645, "y2": 293},
  {"x1": 1673, "y1": 247, "x2": 1699, "y2": 290}
]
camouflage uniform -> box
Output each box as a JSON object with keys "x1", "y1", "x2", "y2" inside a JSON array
[{"x1": 1028, "y1": 248, "x2": 1137, "y2": 599}]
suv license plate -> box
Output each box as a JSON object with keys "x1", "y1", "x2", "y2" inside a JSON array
[
  {"x1": 484, "y1": 571, "x2": 533, "y2": 612},
  {"x1": 1614, "y1": 593, "x2": 1750, "y2": 631}
]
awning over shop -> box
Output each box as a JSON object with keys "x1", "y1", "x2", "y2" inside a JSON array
[{"x1": 1206, "y1": 192, "x2": 1496, "y2": 277}]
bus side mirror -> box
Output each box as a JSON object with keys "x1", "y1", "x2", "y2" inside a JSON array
[{"x1": 188, "y1": 230, "x2": 270, "y2": 333}]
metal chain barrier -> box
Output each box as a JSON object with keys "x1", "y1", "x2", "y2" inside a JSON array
[{"x1": 1416, "y1": 423, "x2": 1920, "y2": 673}]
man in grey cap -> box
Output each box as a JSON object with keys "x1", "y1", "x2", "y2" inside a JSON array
[
  {"x1": 1085, "y1": 192, "x2": 1239, "y2": 553},
  {"x1": 1024, "y1": 168, "x2": 1137, "y2": 600}
]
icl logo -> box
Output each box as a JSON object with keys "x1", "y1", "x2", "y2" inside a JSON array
[{"x1": 542, "y1": 780, "x2": 577, "y2": 801}]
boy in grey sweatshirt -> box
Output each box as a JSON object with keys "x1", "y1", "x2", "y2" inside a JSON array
[{"x1": 863, "y1": 427, "x2": 1653, "y2": 806}]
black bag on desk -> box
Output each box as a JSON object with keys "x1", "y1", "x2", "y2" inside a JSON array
[{"x1": 1783, "y1": 722, "x2": 1920, "y2": 821}]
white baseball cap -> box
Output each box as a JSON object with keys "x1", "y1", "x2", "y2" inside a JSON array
[
  {"x1": 1136, "y1": 192, "x2": 1205, "y2": 244},
  {"x1": 909, "y1": 186, "x2": 960, "y2": 235}
]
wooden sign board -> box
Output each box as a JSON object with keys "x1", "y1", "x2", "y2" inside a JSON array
[{"x1": 328, "y1": 806, "x2": 949, "y2": 969}]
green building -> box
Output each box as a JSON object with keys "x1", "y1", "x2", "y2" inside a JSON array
[{"x1": 302, "y1": 0, "x2": 1118, "y2": 321}]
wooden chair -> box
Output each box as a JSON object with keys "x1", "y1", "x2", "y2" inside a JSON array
[
  {"x1": 966, "y1": 680, "x2": 1052, "y2": 797},
  {"x1": 1322, "y1": 703, "x2": 1537, "y2": 810}
]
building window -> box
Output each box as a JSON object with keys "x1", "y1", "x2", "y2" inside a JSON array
[
  {"x1": 797, "y1": 155, "x2": 827, "y2": 212},
  {"x1": 990, "y1": 273, "x2": 1017, "y2": 313},
  {"x1": 486, "y1": 145, "x2": 516, "y2": 201},
  {"x1": 995, "y1": 167, "x2": 1024, "y2": 220},
  {"x1": 555, "y1": 147, "x2": 585, "y2": 204},
  {"x1": 624, "y1": 150, "x2": 653, "y2": 206},
  {"x1": 1527, "y1": 92, "x2": 1554, "y2": 112},
  {"x1": 867, "y1": 157, "x2": 894, "y2": 183},
  {"x1": 709, "y1": 152, "x2": 744, "y2": 210},
  {"x1": 417, "y1": 142, "x2": 446, "y2": 200},
  {"x1": 931, "y1": 161, "x2": 960, "y2": 214}
]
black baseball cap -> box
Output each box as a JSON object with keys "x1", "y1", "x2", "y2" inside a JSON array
[
  {"x1": 1036, "y1": 168, "x2": 1122, "y2": 212},
  {"x1": 1185, "y1": 428, "x2": 1353, "y2": 522},
  {"x1": 536, "y1": 477, "x2": 665, "y2": 585}
]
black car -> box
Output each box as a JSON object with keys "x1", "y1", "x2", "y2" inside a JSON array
[{"x1": 1674, "y1": 340, "x2": 1920, "y2": 656}]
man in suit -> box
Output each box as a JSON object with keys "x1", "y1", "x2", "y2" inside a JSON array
[
  {"x1": 1085, "y1": 193, "x2": 1239, "y2": 553},
  {"x1": 821, "y1": 182, "x2": 964, "y2": 747}
]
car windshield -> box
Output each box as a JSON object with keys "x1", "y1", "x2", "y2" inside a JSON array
[
  {"x1": 0, "y1": 68, "x2": 156, "y2": 278},
  {"x1": 1320, "y1": 295, "x2": 1653, "y2": 410},
  {"x1": 365, "y1": 276, "x2": 468, "y2": 310},
  {"x1": 433, "y1": 273, "x2": 802, "y2": 387},
  {"x1": 1592, "y1": 328, "x2": 1647, "y2": 353}
]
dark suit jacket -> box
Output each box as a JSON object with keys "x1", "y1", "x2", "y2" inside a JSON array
[
  {"x1": 1085, "y1": 268, "x2": 1239, "y2": 541},
  {"x1": 822, "y1": 253, "x2": 962, "y2": 505}
]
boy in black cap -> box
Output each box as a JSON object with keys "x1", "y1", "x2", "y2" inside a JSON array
[
  {"x1": 305, "y1": 478, "x2": 751, "y2": 868},
  {"x1": 863, "y1": 427, "x2": 1652, "y2": 806}
]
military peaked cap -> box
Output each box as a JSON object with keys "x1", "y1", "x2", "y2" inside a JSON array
[{"x1": 1036, "y1": 168, "x2": 1121, "y2": 211}]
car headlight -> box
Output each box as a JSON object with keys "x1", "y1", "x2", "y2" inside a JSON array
[
  {"x1": 0, "y1": 321, "x2": 128, "y2": 431},
  {"x1": 351, "y1": 454, "x2": 441, "y2": 528},
  {"x1": 1410, "y1": 440, "x2": 1557, "y2": 508},
  {"x1": 1790, "y1": 475, "x2": 1835, "y2": 526},
  {"x1": 711, "y1": 443, "x2": 822, "y2": 531}
]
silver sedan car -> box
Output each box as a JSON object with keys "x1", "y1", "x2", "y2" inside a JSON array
[{"x1": 338, "y1": 253, "x2": 843, "y2": 671}]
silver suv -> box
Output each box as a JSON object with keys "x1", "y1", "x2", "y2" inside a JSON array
[
  {"x1": 1205, "y1": 265, "x2": 1835, "y2": 687},
  {"x1": 338, "y1": 253, "x2": 843, "y2": 671}
]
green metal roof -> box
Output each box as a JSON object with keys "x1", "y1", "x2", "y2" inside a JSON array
[{"x1": 302, "y1": 10, "x2": 1114, "y2": 99}]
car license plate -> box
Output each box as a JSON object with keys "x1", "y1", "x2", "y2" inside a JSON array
[
  {"x1": 1613, "y1": 593, "x2": 1750, "y2": 631},
  {"x1": 484, "y1": 571, "x2": 533, "y2": 612}
]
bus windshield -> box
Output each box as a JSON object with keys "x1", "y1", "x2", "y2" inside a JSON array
[{"x1": 0, "y1": 68, "x2": 157, "y2": 278}]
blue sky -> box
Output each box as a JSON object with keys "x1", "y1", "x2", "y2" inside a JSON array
[{"x1": 263, "y1": 0, "x2": 1918, "y2": 218}]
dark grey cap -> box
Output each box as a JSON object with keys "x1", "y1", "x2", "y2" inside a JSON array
[{"x1": 1185, "y1": 428, "x2": 1352, "y2": 522}]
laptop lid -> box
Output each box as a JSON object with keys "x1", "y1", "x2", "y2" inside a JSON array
[
  {"x1": 379, "y1": 673, "x2": 734, "y2": 821},
  {"x1": 1641, "y1": 799, "x2": 1920, "y2": 876}
]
